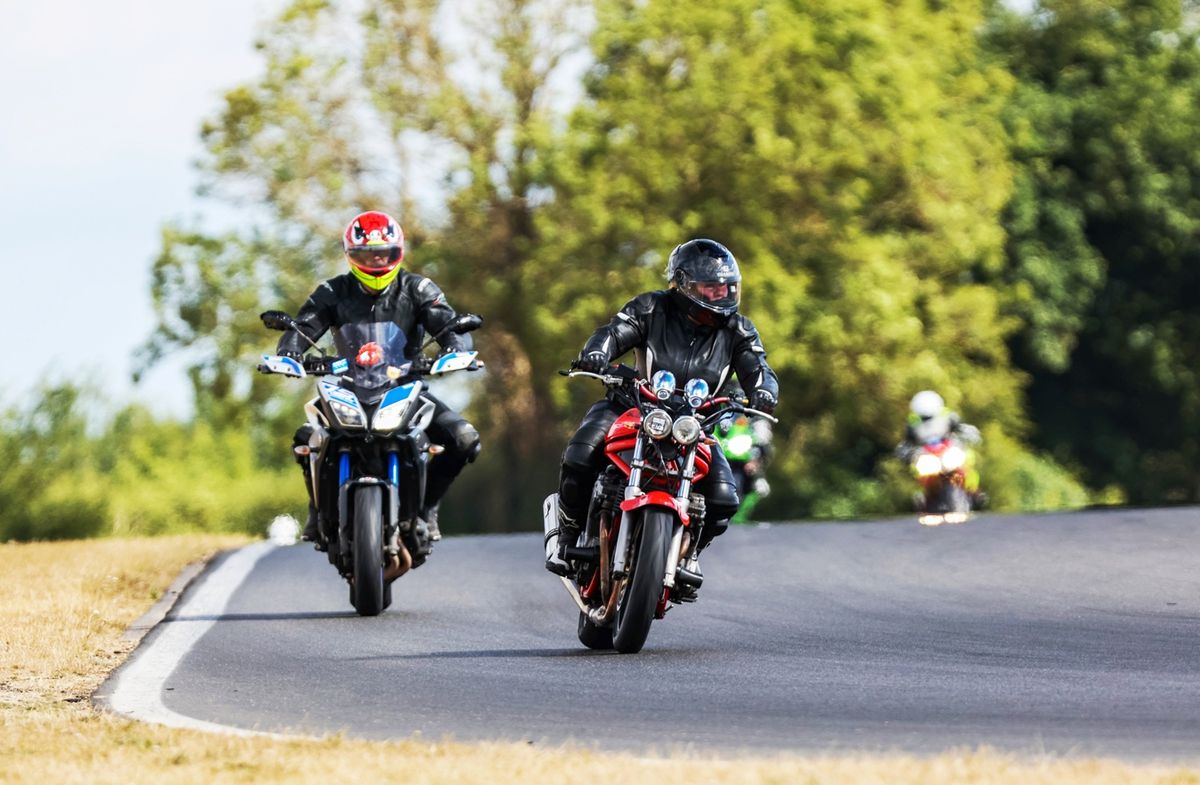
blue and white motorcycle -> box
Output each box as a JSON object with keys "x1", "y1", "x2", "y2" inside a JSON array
[{"x1": 258, "y1": 310, "x2": 482, "y2": 616}]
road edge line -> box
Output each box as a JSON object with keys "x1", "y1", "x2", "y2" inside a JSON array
[{"x1": 94, "y1": 540, "x2": 283, "y2": 737}]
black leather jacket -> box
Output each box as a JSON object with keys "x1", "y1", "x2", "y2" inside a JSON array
[
  {"x1": 581, "y1": 291, "x2": 779, "y2": 401},
  {"x1": 277, "y1": 271, "x2": 468, "y2": 357}
]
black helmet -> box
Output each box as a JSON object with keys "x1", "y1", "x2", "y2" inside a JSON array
[{"x1": 666, "y1": 239, "x2": 742, "y2": 324}]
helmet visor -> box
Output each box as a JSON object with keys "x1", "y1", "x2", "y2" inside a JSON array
[
  {"x1": 681, "y1": 279, "x2": 740, "y2": 312},
  {"x1": 347, "y1": 246, "x2": 402, "y2": 274}
]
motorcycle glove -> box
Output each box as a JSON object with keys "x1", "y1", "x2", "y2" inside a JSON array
[
  {"x1": 750, "y1": 388, "x2": 777, "y2": 415},
  {"x1": 576, "y1": 351, "x2": 610, "y2": 374}
]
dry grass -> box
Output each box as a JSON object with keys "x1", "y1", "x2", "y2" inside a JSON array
[{"x1": 2, "y1": 536, "x2": 1198, "y2": 785}]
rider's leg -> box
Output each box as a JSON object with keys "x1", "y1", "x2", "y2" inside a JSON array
[
  {"x1": 555, "y1": 400, "x2": 622, "y2": 559},
  {"x1": 292, "y1": 424, "x2": 320, "y2": 544},
  {"x1": 423, "y1": 395, "x2": 481, "y2": 541},
  {"x1": 694, "y1": 443, "x2": 740, "y2": 554}
]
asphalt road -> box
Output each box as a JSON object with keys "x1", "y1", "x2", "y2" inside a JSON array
[{"x1": 104, "y1": 507, "x2": 1200, "y2": 759}]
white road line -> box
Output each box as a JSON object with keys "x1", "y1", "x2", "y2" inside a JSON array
[{"x1": 105, "y1": 541, "x2": 281, "y2": 736}]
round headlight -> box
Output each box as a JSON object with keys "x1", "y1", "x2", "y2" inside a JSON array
[
  {"x1": 643, "y1": 409, "x2": 673, "y2": 439},
  {"x1": 941, "y1": 445, "x2": 966, "y2": 471},
  {"x1": 915, "y1": 453, "x2": 942, "y2": 477},
  {"x1": 672, "y1": 415, "x2": 702, "y2": 445}
]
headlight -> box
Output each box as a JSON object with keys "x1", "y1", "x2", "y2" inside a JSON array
[
  {"x1": 328, "y1": 399, "x2": 366, "y2": 428},
  {"x1": 372, "y1": 402, "x2": 407, "y2": 432},
  {"x1": 914, "y1": 453, "x2": 942, "y2": 477},
  {"x1": 643, "y1": 409, "x2": 673, "y2": 439},
  {"x1": 672, "y1": 415, "x2": 702, "y2": 445},
  {"x1": 726, "y1": 434, "x2": 754, "y2": 454},
  {"x1": 651, "y1": 370, "x2": 676, "y2": 401},
  {"x1": 941, "y1": 445, "x2": 966, "y2": 471}
]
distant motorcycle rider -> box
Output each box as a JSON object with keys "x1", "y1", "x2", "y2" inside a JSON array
[
  {"x1": 896, "y1": 390, "x2": 984, "y2": 505},
  {"x1": 550, "y1": 238, "x2": 779, "y2": 580},
  {"x1": 713, "y1": 395, "x2": 774, "y2": 523},
  {"x1": 277, "y1": 211, "x2": 481, "y2": 545}
]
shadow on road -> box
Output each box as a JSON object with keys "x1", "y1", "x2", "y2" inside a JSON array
[
  {"x1": 347, "y1": 648, "x2": 614, "y2": 661},
  {"x1": 166, "y1": 611, "x2": 361, "y2": 622}
]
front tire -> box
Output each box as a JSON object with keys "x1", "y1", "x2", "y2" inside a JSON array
[
  {"x1": 612, "y1": 509, "x2": 672, "y2": 654},
  {"x1": 577, "y1": 610, "x2": 614, "y2": 650},
  {"x1": 351, "y1": 485, "x2": 385, "y2": 616}
]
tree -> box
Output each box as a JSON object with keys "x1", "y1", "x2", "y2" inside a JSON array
[
  {"x1": 141, "y1": 0, "x2": 589, "y2": 529},
  {"x1": 990, "y1": 0, "x2": 1200, "y2": 502},
  {"x1": 537, "y1": 0, "x2": 1075, "y2": 515}
]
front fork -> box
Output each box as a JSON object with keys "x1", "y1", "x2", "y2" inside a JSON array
[
  {"x1": 612, "y1": 439, "x2": 698, "y2": 588},
  {"x1": 334, "y1": 450, "x2": 403, "y2": 562},
  {"x1": 663, "y1": 448, "x2": 698, "y2": 589}
]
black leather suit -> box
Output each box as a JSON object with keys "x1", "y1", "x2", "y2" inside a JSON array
[
  {"x1": 560, "y1": 291, "x2": 780, "y2": 547},
  {"x1": 278, "y1": 272, "x2": 481, "y2": 509}
]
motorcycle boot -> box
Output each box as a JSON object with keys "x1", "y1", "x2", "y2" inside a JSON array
[
  {"x1": 420, "y1": 504, "x2": 442, "y2": 542},
  {"x1": 677, "y1": 516, "x2": 728, "y2": 601},
  {"x1": 294, "y1": 440, "x2": 328, "y2": 552},
  {"x1": 544, "y1": 500, "x2": 580, "y2": 577}
]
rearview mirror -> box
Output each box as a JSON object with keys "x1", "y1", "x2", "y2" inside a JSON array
[{"x1": 260, "y1": 310, "x2": 296, "y2": 332}]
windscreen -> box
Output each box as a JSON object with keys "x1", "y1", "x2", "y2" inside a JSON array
[{"x1": 332, "y1": 321, "x2": 411, "y2": 395}]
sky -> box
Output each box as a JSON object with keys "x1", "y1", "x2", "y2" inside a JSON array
[{"x1": 0, "y1": 0, "x2": 279, "y2": 418}]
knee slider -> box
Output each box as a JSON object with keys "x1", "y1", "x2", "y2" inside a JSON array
[
  {"x1": 451, "y1": 422, "x2": 481, "y2": 462},
  {"x1": 292, "y1": 424, "x2": 315, "y2": 465},
  {"x1": 293, "y1": 424, "x2": 314, "y2": 448}
]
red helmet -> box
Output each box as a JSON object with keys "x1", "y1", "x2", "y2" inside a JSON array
[{"x1": 344, "y1": 211, "x2": 404, "y2": 291}]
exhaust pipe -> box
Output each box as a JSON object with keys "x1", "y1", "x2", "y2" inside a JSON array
[
  {"x1": 543, "y1": 494, "x2": 570, "y2": 575},
  {"x1": 384, "y1": 541, "x2": 413, "y2": 583}
]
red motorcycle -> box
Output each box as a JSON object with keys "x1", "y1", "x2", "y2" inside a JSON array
[
  {"x1": 544, "y1": 365, "x2": 777, "y2": 653},
  {"x1": 911, "y1": 437, "x2": 973, "y2": 525}
]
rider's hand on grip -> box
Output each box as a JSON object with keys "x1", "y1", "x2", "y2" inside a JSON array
[
  {"x1": 750, "y1": 389, "x2": 777, "y2": 415},
  {"x1": 302, "y1": 356, "x2": 332, "y2": 374},
  {"x1": 575, "y1": 351, "x2": 609, "y2": 374}
]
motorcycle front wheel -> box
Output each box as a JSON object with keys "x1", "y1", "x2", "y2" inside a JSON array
[
  {"x1": 577, "y1": 610, "x2": 614, "y2": 650},
  {"x1": 612, "y1": 509, "x2": 672, "y2": 654},
  {"x1": 351, "y1": 485, "x2": 386, "y2": 616}
]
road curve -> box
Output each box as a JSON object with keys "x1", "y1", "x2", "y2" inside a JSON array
[{"x1": 101, "y1": 507, "x2": 1200, "y2": 760}]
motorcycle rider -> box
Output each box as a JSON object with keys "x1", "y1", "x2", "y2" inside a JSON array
[
  {"x1": 896, "y1": 390, "x2": 984, "y2": 506},
  {"x1": 713, "y1": 394, "x2": 774, "y2": 523},
  {"x1": 277, "y1": 210, "x2": 481, "y2": 546},
  {"x1": 549, "y1": 238, "x2": 779, "y2": 584}
]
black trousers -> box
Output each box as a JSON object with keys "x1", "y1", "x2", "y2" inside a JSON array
[
  {"x1": 558, "y1": 399, "x2": 739, "y2": 547},
  {"x1": 294, "y1": 392, "x2": 480, "y2": 511}
]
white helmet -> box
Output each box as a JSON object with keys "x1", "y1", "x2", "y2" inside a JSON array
[{"x1": 909, "y1": 390, "x2": 945, "y2": 420}]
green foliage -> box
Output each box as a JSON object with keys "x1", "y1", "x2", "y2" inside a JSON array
[
  {"x1": 142, "y1": 0, "x2": 590, "y2": 531},
  {"x1": 0, "y1": 385, "x2": 303, "y2": 542},
  {"x1": 989, "y1": 0, "x2": 1200, "y2": 502},
  {"x1": 127, "y1": 0, "x2": 1200, "y2": 532},
  {"x1": 542, "y1": 0, "x2": 1080, "y2": 516}
]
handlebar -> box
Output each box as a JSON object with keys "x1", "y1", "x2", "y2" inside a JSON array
[{"x1": 560, "y1": 367, "x2": 778, "y2": 423}]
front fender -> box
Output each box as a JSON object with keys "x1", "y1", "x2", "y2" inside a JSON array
[{"x1": 619, "y1": 491, "x2": 690, "y2": 527}]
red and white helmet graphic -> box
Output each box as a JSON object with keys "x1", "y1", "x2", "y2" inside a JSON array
[{"x1": 344, "y1": 211, "x2": 405, "y2": 291}]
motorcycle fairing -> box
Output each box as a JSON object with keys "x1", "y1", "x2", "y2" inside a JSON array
[
  {"x1": 603, "y1": 408, "x2": 714, "y2": 484},
  {"x1": 620, "y1": 491, "x2": 692, "y2": 526},
  {"x1": 379, "y1": 382, "x2": 419, "y2": 408},
  {"x1": 372, "y1": 382, "x2": 422, "y2": 432}
]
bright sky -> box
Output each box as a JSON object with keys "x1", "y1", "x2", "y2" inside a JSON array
[{"x1": 0, "y1": 0, "x2": 278, "y2": 418}]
